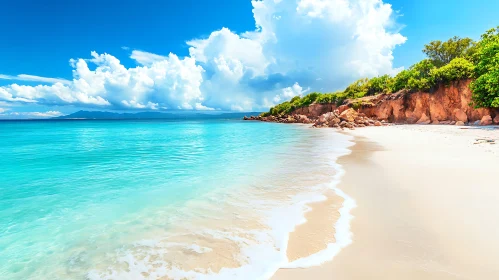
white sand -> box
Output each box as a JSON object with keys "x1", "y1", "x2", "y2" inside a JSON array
[{"x1": 273, "y1": 125, "x2": 499, "y2": 279}]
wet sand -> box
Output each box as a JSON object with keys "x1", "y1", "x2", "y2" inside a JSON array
[
  {"x1": 273, "y1": 125, "x2": 499, "y2": 280},
  {"x1": 286, "y1": 191, "x2": 343, "y2": 263}
]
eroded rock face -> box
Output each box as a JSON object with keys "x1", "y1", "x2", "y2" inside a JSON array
[
  {"x1": 248, "y1": 79, "x2": 499, "y2": 127},
  {"x1": 293, "y1": 103, "x2": 335, "y2": 118},
  {"x1": 417, "y1": 113, "x2": 431, "y2": 124},
  {"x1": 352, "y1": 80, "x2": 498, "y2": 124}
]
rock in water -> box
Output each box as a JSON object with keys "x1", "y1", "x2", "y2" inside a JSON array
[{"x1": 455, "y1": 121, "x2": 465, "y2": 126}]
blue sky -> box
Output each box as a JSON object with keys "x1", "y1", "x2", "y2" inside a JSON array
[{"x1": 1, "y1": 0, "x2": 498, "y2": 118}]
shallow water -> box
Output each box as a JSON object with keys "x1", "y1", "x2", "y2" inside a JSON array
[{"x1": 0, "y1": 119, "x2": 352, "y2": 279}]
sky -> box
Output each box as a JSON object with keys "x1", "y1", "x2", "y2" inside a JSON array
[{"x1": 1, "y1": 0, "x2": 498, "y2": 118}]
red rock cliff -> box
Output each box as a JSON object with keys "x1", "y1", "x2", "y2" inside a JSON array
[{"x1": 292, "y1": 79, "x2": 499, "y2": 124}]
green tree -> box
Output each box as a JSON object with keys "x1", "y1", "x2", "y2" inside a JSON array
[
  {"x1": 367, "y1": 75, "x2": 392, "y2": 95},
  {"x1": 344, "y1": 78, "x2": 369, "y2": 98},
  {"x1": 470, "y1": 27, "x2": 499, "y2": 107},
  {"x1": 423, "y1": 36, "x2": 476, "y2": 67},
  {"x1": 390, "y1": 59, "x2": 436, "y2": 92},
  {"x1": 431, "y1": 57, "x2": 475, "y2": 84}
]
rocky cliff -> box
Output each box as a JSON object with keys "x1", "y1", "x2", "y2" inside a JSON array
[
  {"x1": 350, "y1": 79, "x2": 499, "y2": 125},
  {"x1": 245, "y1": 79, "x2": 499, "y2": 127}
]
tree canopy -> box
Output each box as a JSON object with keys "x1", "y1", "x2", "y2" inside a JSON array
[
  {"x1": 470, "y1": 27, "x2": 499, "y2": 108},
  {"x1": 423, "y1": 36, "x2": 476, "y2": 67}
]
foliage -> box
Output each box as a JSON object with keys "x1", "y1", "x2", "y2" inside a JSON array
[
  {"x1": 343, "y1": 78, "x2": 369, "y2": 99},
  {"x1": 470, "y1": 27, "x2": 499, "y2": 107},
  {"x1": 315, "y1": 91, "x2": 348, "y2": 105},
  {"x1": 431, "y1": 57, "x2": 475, "y2": 84},
  {"x1": 390, "y1": 59, "x2": 436, "y2": 92},
  {"x1": 423, "y1": 36, "x2": 476, "y2": 67},
  {"x1": 367, "y1": 75, "x2": 393, "y2": 95}
]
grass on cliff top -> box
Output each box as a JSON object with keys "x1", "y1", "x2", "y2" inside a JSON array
[{"x1": 263, "y1": 27, "x2": 499, "y2": 117}]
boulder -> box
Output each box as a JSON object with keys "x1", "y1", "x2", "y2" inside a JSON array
[
  {"x1": 416, "y1": 113, "x2": 431, "y2": 125},
  {"x1": 339, "y1": 108, "x2": 358, "y2": 123},
  {"x1": 453, "y1": 109, "x2": 468, "y2": 123},
  {"x1": 374, "y1": 121, "x2": 382, "y2": 126},
  {"x1": 480, "y1": 115, "x2": 493, "y2": 126},
  {"x1": 295, "y1": 114, "x2": 311, "y2": 124},
  {"x1": 337, "y1": 105, "x2": 349, "y2": 114},
  {"x1": 473, "y1": 120, "x2": 481, "y2": 126},
  {"x1": 455, "y1": 121, "x2": 465, "y2": 126},
  {"x1": 494, "y1": 115, "x2": 499, "y2": 124},
  {"x1": 432, "y1": 120, "x2": 440, "y2": 125}
]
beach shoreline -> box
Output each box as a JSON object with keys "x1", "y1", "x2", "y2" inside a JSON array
[{"x1": 273, "y1": 125, "x2": 499, "y2": 279}]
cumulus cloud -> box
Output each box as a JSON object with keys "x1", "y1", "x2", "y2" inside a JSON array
[
  {"x1": 273, "y1": 82, "x2": 310, "y2": 103},
  {"x1": 130, "y1": 50, "x2": 168, "y2": 66},
  {"x1": 0, "y1": 0, "x2": 406, "y2": 113}
]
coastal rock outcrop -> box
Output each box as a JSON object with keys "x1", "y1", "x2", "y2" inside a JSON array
[
  {"x1": 244, "y1": 79, "x2": 499, "y2": 128},
  {"x1": 312, "y1": 109, "x2": 382, "y2": 129},
  {"x1": 351, "y1": 80, "x2": 499, "y2": 124}
]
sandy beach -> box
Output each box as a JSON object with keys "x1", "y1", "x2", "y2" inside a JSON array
[{"x1": 273, "y1": 125, "x2": 499, "y2": 280}]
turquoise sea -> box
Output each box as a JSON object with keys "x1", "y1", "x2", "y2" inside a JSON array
[{"x1": 0, "y1": 118, "x2": 353, "y2": 280}]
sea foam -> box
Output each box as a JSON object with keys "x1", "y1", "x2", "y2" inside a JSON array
[{"x1": 88, "y1": 131, "x2": 356, "y2": 280}]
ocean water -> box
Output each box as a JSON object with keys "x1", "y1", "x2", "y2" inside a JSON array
[{"x1": 0, "y1": 119, "x2": 353, "y2": 280}]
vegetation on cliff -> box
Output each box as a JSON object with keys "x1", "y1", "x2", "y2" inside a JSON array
[{"x1": 264, "y1": 27, "x2": 499, "y2": 117}]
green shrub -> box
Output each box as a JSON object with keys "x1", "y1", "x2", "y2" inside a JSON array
[
  {"x1": 390, "y1": 69, "x2": 411, "y2": 92},
  {"x1": 391, "y1": 60, "x2": 436, "y2": 92},
  {"x1": 344, "y1": 78, "x2": 369, "y2": 99},
  {"x1": 367, "y1": 75, "x2": 393, "y2": 95},
  {"x1": 431, "y1": 57, "x2": 475, "y2": 84},
  {"x1": 470, "y1": 27, "x2": 499, "y2": 108}
]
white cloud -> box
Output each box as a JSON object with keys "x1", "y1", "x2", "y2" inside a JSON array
[
  {"x1": 27, "y1": 111, "x2": 63, "y2": 117},
  {"x1": 273, "y1": 82, "x2": 309, "y2": 103},
  {"x1": 0, "y1": 110, "x2": 63, "y2": 118},
  {"x1": 130, "y1": 50, "x2": 168, "y2": 66},
  {"x1": 0, "y1": 0, "x2": 406, "y2": 114},
  {"x1": 0, "y1": 74, "x2": 71, "y2": 85}
]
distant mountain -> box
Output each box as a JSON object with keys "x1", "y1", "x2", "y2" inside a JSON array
[{"x1": 54, "y1": 110, "x2": 261, "y2": 120}]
